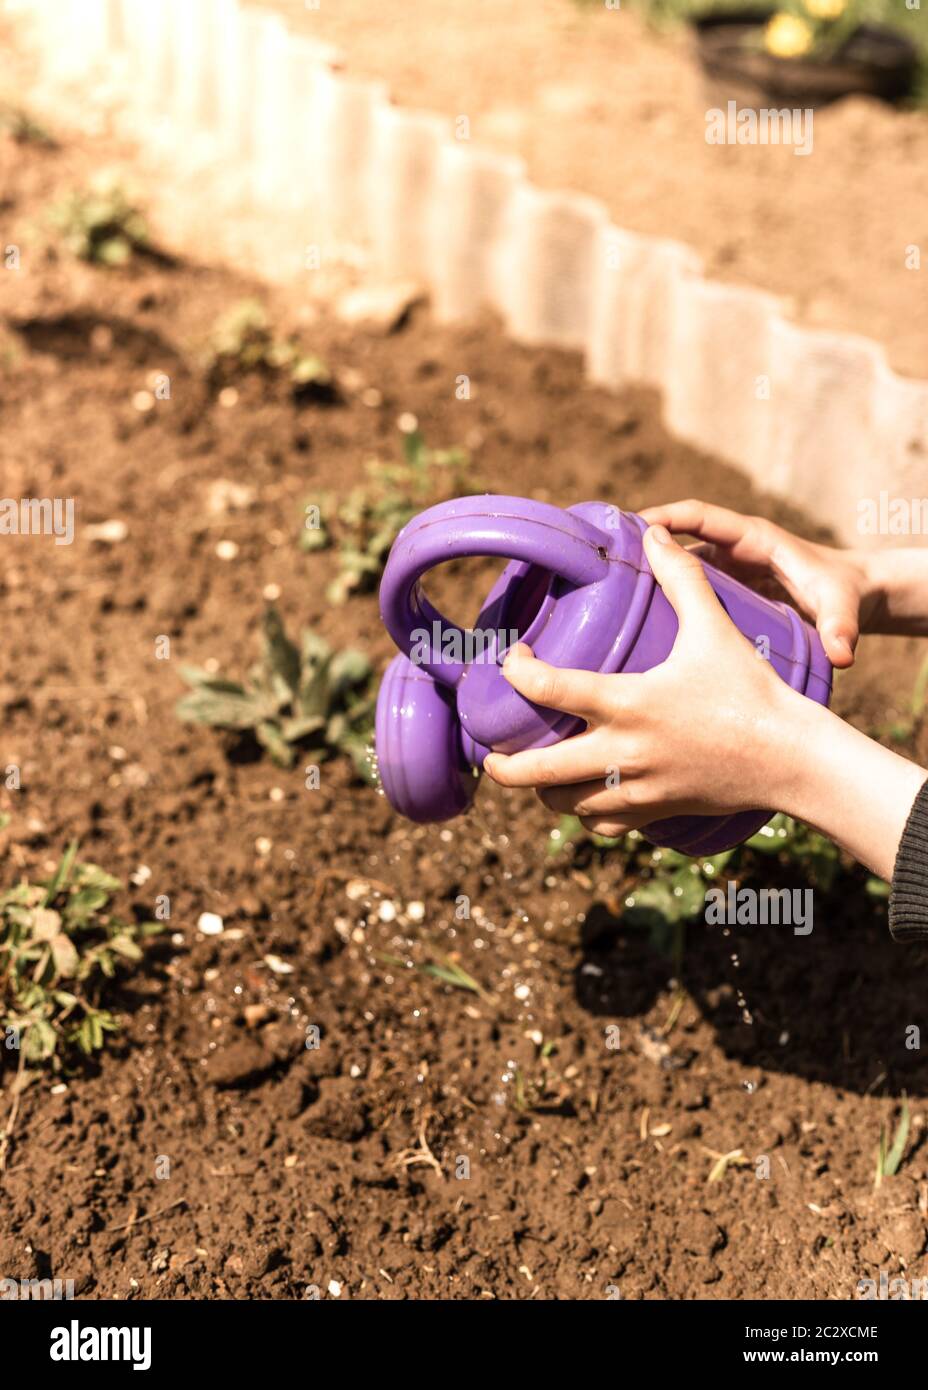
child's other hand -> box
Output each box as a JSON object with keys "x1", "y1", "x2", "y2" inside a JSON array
[
  {"x1": 639, "y1": 498, "x2": 873, "y2": 669},
  {"x1": 483, "y1": 525, "x2": 815, "y2": 837}
]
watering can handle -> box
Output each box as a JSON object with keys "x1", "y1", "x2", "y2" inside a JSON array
[{"x1": 379, "y1": 495, "x2": 611, "y2": 688}]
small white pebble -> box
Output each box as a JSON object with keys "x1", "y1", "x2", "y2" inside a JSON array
[
  {"x1": 406, "y1": 901, "x2": 425, "y2": 922},
  {"x1": 197, "y1": 912, "x2": 224, "y2": 936},
  {"x1": 349, "y1": 1064, "x2": 363, "y2": 1078},
  {"x1": 255, "y1": 837, "x2": 272, "y2": 856},
  {"x1": 269, "y1": 787, "x2": 285, "y2": 803},
  {"x1": 130, "y1": 864, "x2": 152, "y2": 886},
  {"x1": 264, "y1": 953, "x2": 294, "y2": 975},
  {"x1": 85, "y1": 519, "x2": 128, "y2": 543},
  {"x1": 345, "y1": 879, "x2": 369, "y2": 902},
  {"x1": 132, "y1": 389, "x2": 155, "y2": 413},
  {"x1": 263, "y1": 583, "x2": 281, "y2": 601},
  {"x1": 215, "y1": 540, "x2": 239, "y2": 561},
  {"x1": 108, "y1": 745, "x2": 127, "y2": 762},
  {"x1": 218, "y1": 386, "x2": 239, "y2": 408},
  {"x1": 328, "y1": 1280, "x2": 341, "y2": 1297},
  {"x1": 378, "y1": 901, "x2": 397, "y2": 923},
  {"x1": 514, "y1": 983, "x2": 531, "y2": 1002},
  {"x1": 50, "y1": 1083, "x2": 68, "y2": 1095},
  {"x1": 397, "y1": 412, "x2": 418, "y2": 434}
]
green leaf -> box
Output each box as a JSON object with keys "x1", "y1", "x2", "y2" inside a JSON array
[
  {"x1": 421, "y1": 958, "x2": 482, "y2": 994},
  {"x1": 299, "y1": 524, "x2": 330, "y2": 553},
  {"x1": 301, "y1": 628, "x2": 333, "y2": 669},
  {"x1": 108, "y1": 934, "x2": 142, "y2": 963},
  {"x1": 699, "y1": 849, "x2": 736, "y2": 878},
  {"x1": 66, "y1": 888, "x2": 111, "y2": 926},
  {"x1": 255, "y1": 721, "x2": 295, "y2": 767},
  {"x1": 262, "y1": 607, "x2": 302, "y2": 696},
  {"x1": 73, "y1": 863, "x2": 122, "y2": 894},
  {"x1": 43, "y1": 841, "x2": 79, "y2": 905},
  {"x1": 50, "y1": 933, "x2": 80, "y2": 978},
  {"x1": 546, "y1": 815, "x2": 584, "y2": 856},
  {"x1": 96, "y1": 235, "x2": 130, "y2": 266},
  {"x1": 23, "y1": 1018, "x2": 57, "y2": 1062},
  {"x1": 175, "y1": 687, "x2": 268, "y2": 730},
  {"x1": 623, "y1": 880, "x2": 683, "y2": 956},
  {"x1": 278, "y1": 713, "x2": 327, "y2": 743},
  {"x1": 328, "y1": 649, "x2": 372, "y2": 695},
  {"x1": 177, "y1": 666, "x2": 249, "y2": 694},
  {"x1": 339, "y1": 734, "x2": 376, "y2": 785},
  {"x1": 669, "y1": 865, "x2": 707, "y2": 920},
  {"x1": 291, "y1": 354, "x2": 330, "y2": 386},
  {"x1": 29, "y1": 908, "x2": 63, "y2": 942},
  {"x1": 883, "y1": 1097, "x2": 910, "y2": 1178}
]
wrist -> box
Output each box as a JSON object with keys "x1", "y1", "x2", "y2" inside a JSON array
[
  {"x1": 854, "y1": 548, "x2": 928, "y2": 636},
  {"x1": 772, "y1": 694, "x2": 927, "y2": 879},
  {"x1": 763, "y1": 686, "x2": 832, "y2": 822}
]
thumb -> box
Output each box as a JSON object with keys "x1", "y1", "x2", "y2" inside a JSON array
[
  {"x1": 643, "y1": 524, "x2": 723, "y2": 632},
  {"x1": 813, "y1": 579, "x2": 860, "y2": 668}
]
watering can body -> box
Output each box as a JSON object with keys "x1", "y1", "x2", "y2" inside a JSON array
[{"x1": 375, "y1": 496, "x2": 832, "y2": 855}]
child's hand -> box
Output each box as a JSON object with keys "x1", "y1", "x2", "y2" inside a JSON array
[
  {"x1": 483, "y1": 525, "x2": 811, "y2": 837},
  {"x1": 639, "y1": 499, "x2": 874, "y2": 669}
]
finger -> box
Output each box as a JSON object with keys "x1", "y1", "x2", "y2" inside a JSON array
[
  {"x1": 579, "y1": 813, "x2": 649, "y2": 838},
  {"x1": 640, "y1": 500, "x2": 777, "y2": 571},
  {"x1": 814, "y1": 579, "x2": 860, "y2": 667},
  {"x1": 642, "y1": 525, "x2": 725, "y2": 634},
  {"x1": 538, "y1": 778, "x2": 628, "y2": 817},
  {"x1": 499, "y1": 643, "x2": 610, "y2": 722},
  {"x1": 484, "y1": 731, "x2": 614, "y2": 790}
]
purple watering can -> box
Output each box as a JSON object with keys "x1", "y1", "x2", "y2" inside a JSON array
[{"x1": 375, "y1": 496, "x2": 832, "y2": 856}]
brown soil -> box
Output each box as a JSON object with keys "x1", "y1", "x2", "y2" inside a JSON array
[
  {"x1": 260, "y1": 0, "x2": 928, "y2": 380},
  {"x1": 1, "y1": 121, "x2": 928, "y2": 1303}
]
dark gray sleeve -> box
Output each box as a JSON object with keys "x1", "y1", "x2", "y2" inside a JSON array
[{"x1": 889, "y1": 777, "x2": 928, "y2": 943}]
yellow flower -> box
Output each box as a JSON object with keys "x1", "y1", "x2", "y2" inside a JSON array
[
  {"x1": 803, "y1": 0, "x2": 846, "y2": 17},
  {"x1": 764, "y1": 12, "x2": 815, "y2": 58}
]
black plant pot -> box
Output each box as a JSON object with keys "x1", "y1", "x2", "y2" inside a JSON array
[{"x1": 692, "y1": 8, "x2": 919, "y2": 108}]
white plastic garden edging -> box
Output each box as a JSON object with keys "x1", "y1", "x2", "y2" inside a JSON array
[{"x1": 11, "y1": 0, "x2": 927, "y2": 545}]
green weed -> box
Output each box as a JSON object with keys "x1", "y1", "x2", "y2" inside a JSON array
[
  {"x1": 301, "y1": 427, "x2": 470, "y2": 604},
  {"x1": 0, "y1": 841, "x2": 163, "y2": 1067},
  {"x1": 176, "y1": 608, "x2": 375, "y2": 779}
]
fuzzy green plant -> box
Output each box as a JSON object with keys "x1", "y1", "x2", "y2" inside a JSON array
[
  {"x1": 301, "y1": 427, "x2": 470, "y2": 604},
  {"x1": 0, "y1": 841, "x2": 163, "y2": 1067},
  {"x1": 206, "y1": 299, "x2": 332, "y2": 399},
  {"x1": 549, "y1": 810, "x2": 886, "y2": 965},
  {"x1": 176, "y1": 607, "x2": 375, "y2": 779},
  {"x1": 50, "y1": 176, "x2": 149, "y2": 265}
]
